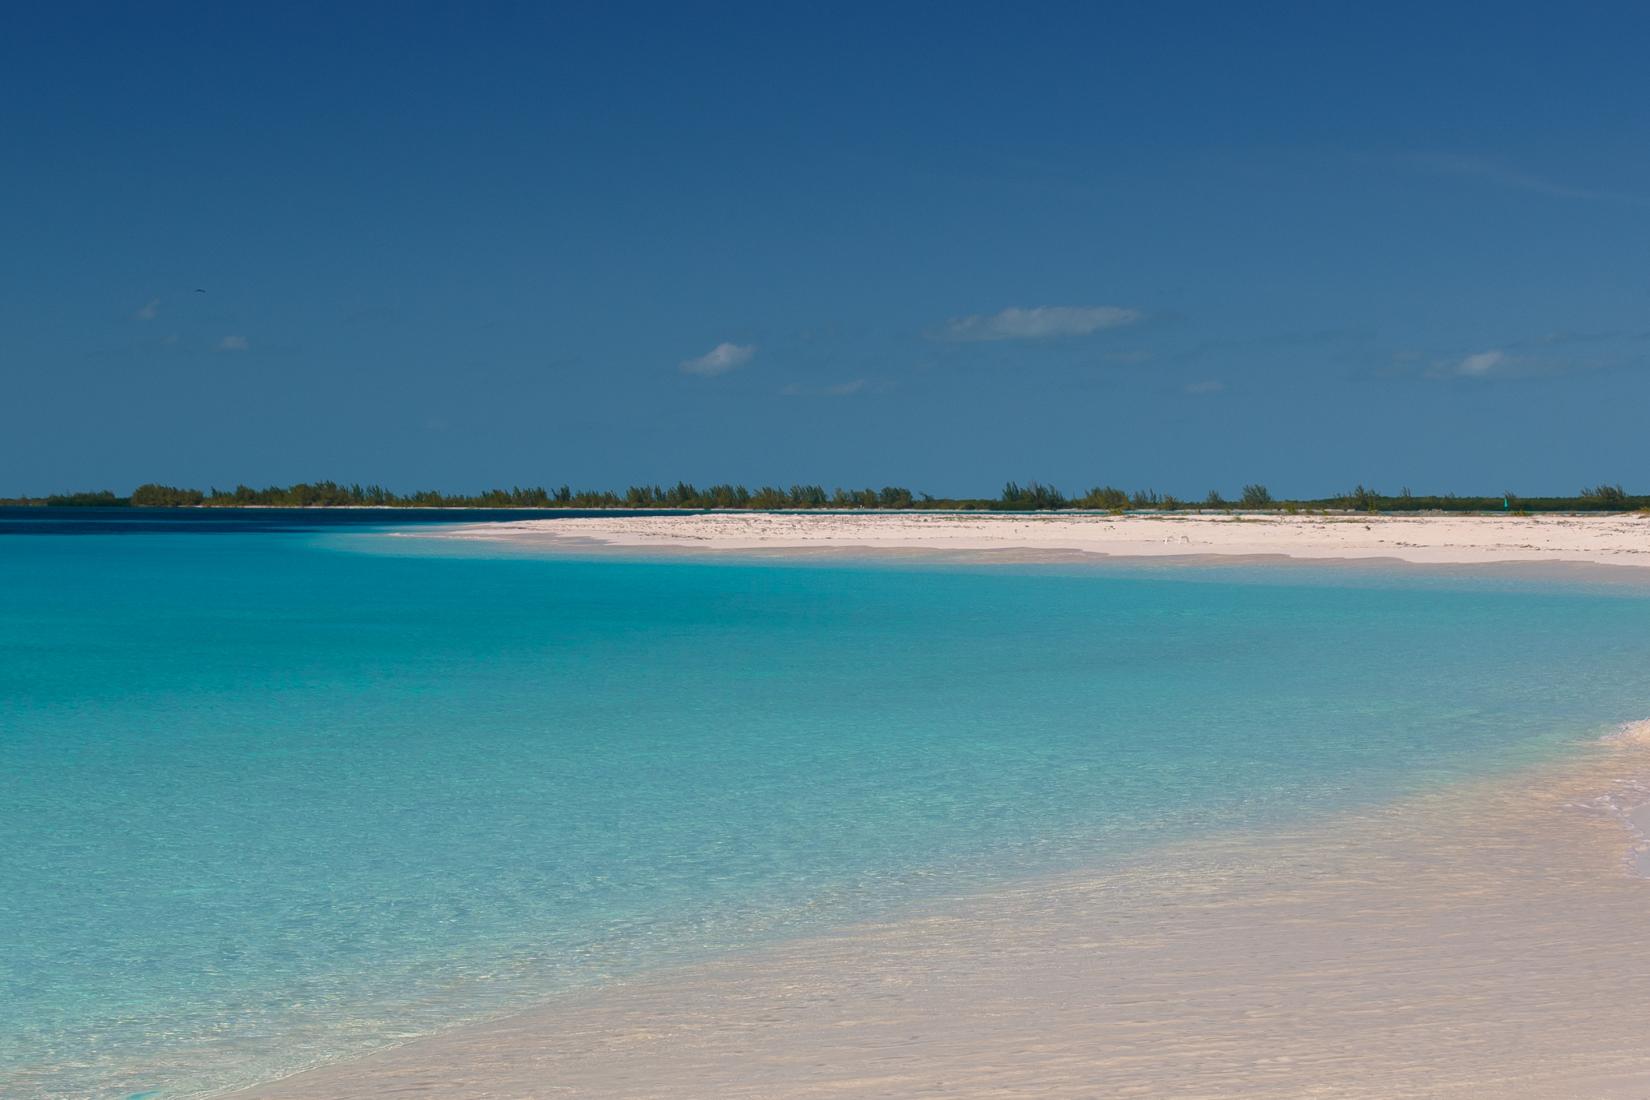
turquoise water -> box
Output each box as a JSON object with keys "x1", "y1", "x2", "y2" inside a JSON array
[{"x1": 3, "y1": 519, "x2": 1649, "y2": 1098}]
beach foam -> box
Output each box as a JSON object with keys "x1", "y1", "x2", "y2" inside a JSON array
[{"x1": 1592, "y1": 719, "x2": 1650, "y2": 875}]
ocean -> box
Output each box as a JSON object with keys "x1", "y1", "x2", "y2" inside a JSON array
[{"x1": 3, "y1": 510, "x2": 1648, "y2": 1098}]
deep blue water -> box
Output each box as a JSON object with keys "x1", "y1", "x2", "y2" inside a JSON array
[
  {"x1": 2, "y1": 512, "x2": 1648, "y2": 1097},
  {"x1": 0, "y1": 506, "x2": 685, "y2": 536}
]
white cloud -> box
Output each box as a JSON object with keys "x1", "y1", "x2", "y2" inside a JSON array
[
  {"x1": 1182, "y1": 379, "x2": 1225, "y2": 395},
  {"x1": 217, "y1": 335, "x2": 249, "y2": 352},
  {"x1": 1437, "y1": 347, "x2": 1602, "y2": 381},
  {"x1": 1456, "y1": 349, "x2": 1506, "y2": 376},
  {"x1": 134, "y1": 298, "x2": 160, "y2": 321},
  {"x1": 680, "y1": 341, "x2": 755, "y2": 376},
  {"x1": 935, "y1": 305, "x2": 1141, "y2": 342},
  {"x1": 1413, "y1": 337, "x2": 1631, "y2": 382}
]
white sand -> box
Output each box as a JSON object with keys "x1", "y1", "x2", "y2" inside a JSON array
[
  {"x1": 235, "y1": 724, "x2": 1650, "y2": 1099},
  {"x1": 430, "y1": 510, "x2": 1650, "y2": 570}
]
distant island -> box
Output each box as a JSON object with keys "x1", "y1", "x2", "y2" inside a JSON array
[{"x1": 2, "y1": 481, "x2": 1645, "y2": 513}]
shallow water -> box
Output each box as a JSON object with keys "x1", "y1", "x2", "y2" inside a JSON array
[
  {"x1": 243, "y1": 726, "x2": 1650, "y2": 1100},
  {"x1": 2, "y1": 516, "x2": 1648, "y2": 1097}
]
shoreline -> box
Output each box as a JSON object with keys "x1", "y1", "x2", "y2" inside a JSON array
[
  {"x1": 225, "y1": 525, "x2": 1650, "y2": 1098},
  {"x1": 231, "y1": 720, "x2": 1650, "y2": 1099},
  {"x1": 407, "y1": 533, "x2": 1650, "y2": 590},
  {"x1": 420, "y1": 511, "x2": 1650, "y2": 575}
]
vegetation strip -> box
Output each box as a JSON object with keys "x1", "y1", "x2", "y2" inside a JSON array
[{"x1": 5, "y1": 481, "x2": 1645, "y2": 513}]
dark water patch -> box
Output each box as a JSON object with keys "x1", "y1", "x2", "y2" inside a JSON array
[{"x1": 0, "y1": 507, "x2": 694, "y2": 536}]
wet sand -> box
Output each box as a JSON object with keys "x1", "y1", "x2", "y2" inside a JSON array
[{"x1": 234, "y1": 723, "x2": 1650, "y2": 1099}]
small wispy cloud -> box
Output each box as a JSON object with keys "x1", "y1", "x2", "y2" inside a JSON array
[
  {"x1": 1456, "y1": 349, "x2": 1506, "y2": 376},
  {"x1": 1374, "y1": 330, "x2": 1650, "y2": 384},
  {"x1": 217, "y1": 335, "x2": 249, "y2": 352},
  {"x1": 1182, "y1": 379, "x2": 1225, "y2": 395},
  {"x1": 680, "y1": 341, "x2": 755, "y2": 376},
  {"x1": 933, "y1": 305, "x2": 1141, "y2": 342},
  {"x1": 1430, "y1": 346, "x2": 1610, "y2": 381},
  {"x1": 1398, "y1": 152, "x2": 1641, "y2": 204},
  {"x1": 133, "y1": 298, "x2": 160, "y2": 321}
]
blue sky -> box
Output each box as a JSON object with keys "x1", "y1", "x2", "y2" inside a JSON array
[{"x1": 4, "y1": 2, "x2": 1648, "y2": 498}]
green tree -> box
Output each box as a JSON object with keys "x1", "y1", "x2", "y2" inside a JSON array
[
  {"x1": 1000, "y1": 481, "x2": 1066, "y2": 510},
  {"x1": 131, "y1": 484, "x2": 205, "y2": 507},
  {"x1": 879, "y1": 486, "x2": 913, "y2": 508},
  {"x1": 1581, "y1": 483, "x2": 1627, "y2": 507},
  {"x1": 1079, "y1": 485, "x2": 1129, "y2": 509}
]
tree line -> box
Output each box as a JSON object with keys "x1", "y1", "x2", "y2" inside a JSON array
[{"x1": 4, "y1": 480, "x2": 1645, "y2": 513}]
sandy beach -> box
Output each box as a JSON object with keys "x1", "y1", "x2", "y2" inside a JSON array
[
  {"x1": 235, "y1": 721, "x2": 1650, "y2": 1099},
  {"x1": 213, "y1": 514, "x2": 1650, "y2": 1099},
  {"x1": 430, "y1": 510, "x2": 1650, "y2": 571}
]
